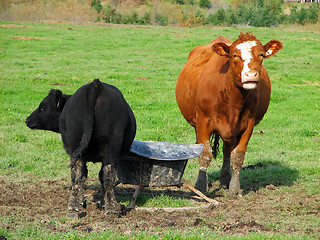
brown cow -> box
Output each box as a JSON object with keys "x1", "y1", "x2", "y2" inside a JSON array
[{"x1": 175, "y1": 33, "x2": 282, "y2": 198}]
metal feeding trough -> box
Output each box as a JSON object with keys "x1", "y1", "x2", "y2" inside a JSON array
[{"x1": 117, "y1": 140, "x2": 218, "y2": 209}]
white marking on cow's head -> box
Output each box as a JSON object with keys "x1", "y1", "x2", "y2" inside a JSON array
[{"x1": 236, "y1": 41, "x2": 259, "y2": 90}]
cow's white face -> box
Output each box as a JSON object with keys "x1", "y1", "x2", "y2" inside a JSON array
[
  {"x1": 236, "y1": 40, "x2": 259, "y2": 90},
  {"x1": 212, "y1": 33, "x2": 283, "y2": 91}
]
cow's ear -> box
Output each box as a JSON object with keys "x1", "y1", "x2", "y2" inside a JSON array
[
  {"x1": 212, "y1": 42, "x2": 230, "y2": 57},
  {"x1": 263, "y1": 40, "x2": 283, "y2": 58}
]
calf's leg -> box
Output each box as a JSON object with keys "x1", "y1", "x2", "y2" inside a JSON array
[
  {"x1": 99, "y1": 163, "x2": 118, "y2": 213},
  {"x1": 68, "y1": 159, "x2": 87, "y2": 218}
]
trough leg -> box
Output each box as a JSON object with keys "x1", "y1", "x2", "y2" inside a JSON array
[
  {"x1": 68, "y1": 159, "x2": 87, "y2": 218},
  {"x1": 128, "y1": 185, "x2": 143, "y2": 209},
  {"x1": 100, "y1": 163, "x2": 119, "y2": 213}
]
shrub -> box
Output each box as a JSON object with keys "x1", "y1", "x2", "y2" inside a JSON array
[
  {"x1": 308, "y1": 5, "x2": 319, "y2": 23},
  {"x1": 199, "y1": 0, "x2": 211, "y2": 9},
  {"x1": 215, "y1": 7, "x2": 226, "y2": 23},
  {"x1": 179, "y1": 10, "x2": 204, "y2": 27},
  {"x1": 176, "y1": 0, "x2": 185, "y2": 5},
  {"x1": 139, "y1": 11, "x2": 152, "y2": 25},
  {"x1": 204, "y1": 7, "x2": 225, "y2": 25},
  {"x1": 227, "y1": 0, "x2": 284, "y2": 27},
  {"x1": 128, "y1": 11, "x2": 139, "y2": 24},
  {"x1": 177, "y1": 0, "x2": 194, "y2": 5},
  {"x1": 286, "y1": 4, "x2": 319, "y2": 25},
  {"x1": 226, "y1": 9, "x2": 237, "y2": 26},
  {"x1": 185, "y1": 0, "x2": 194, "y2": 5},
  {"x1": 6, "y1": 0, "x2": 317, "y2": 27},
  {"x1": 297, "y1": 7, "x2": 308, "y2": 25},
  {"x1": 155, "y1": 13, "x2": 168, "y2": 26},
  {"x1": 103, "y1": 5, "x2": 122, "y2": 24},
  {"x1": 90, "y1": 0, "x2": 102, "y2": 13}
]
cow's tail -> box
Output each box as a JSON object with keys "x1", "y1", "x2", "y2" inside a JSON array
[
  {"x1": 70, "y1": 79, "x2": 101, "y2": 168},
  {"x1": 211, "y1": 133, "x2": 220, "y2": 159}
]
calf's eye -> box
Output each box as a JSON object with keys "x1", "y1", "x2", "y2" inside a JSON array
[{"x1": 40, "y1": 105, "x2": 47, "y2": 112}]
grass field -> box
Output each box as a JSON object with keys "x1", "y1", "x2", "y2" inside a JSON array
[{"x1": 0, "y1": 22, "x2": 319, "y2": 239}]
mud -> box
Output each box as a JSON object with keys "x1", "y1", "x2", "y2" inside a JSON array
[{"x1": 0, "y1": 177, "x2": 319, "y2": 237}]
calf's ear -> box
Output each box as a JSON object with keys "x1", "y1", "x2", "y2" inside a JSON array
[
  {"x1": 49, "y1": 89, "x2": 64, "y2": 111},
  {"x1": 212, "y1": 42, "x2": 230, "y2": 57},
  {"x1": 263, "y1": 40, "x2": 283, "y2": 58}
]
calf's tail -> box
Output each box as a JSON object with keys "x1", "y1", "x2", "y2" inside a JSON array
[{"x1": 70, "y1": 79, "x2": 101, "y2": 168}]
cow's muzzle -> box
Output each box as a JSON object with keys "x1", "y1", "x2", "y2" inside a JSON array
[{"x1": 242, "y1": 71, "x2": 259, "y2": 90}]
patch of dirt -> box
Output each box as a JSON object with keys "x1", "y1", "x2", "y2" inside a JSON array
[
  {"x1": 12, "y1": 36, "x2": 44, "y2": 41},
  {"x1": 0, "y1": 178, "x2": 319, "y2": 237},
  {"x1": 0, "y1": 24, "x2": 26, "y2": 28},
  {"x1": 293, "y1": 80, "x2": 320, "y2": 87},
  {"x1": 134, "y1": 77, "x2": 151, "y2": 81}
]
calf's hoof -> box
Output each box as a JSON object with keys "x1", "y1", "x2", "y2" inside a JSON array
[
  {"x1": 67, "y1": 210, "x2": 87, "y2": 219},
  {"x1": 103, "y1": 202, "x2": 123, "y2": 214},
  {"x1": 67, "y1": 200, "x2": 87, "y2": 219}
]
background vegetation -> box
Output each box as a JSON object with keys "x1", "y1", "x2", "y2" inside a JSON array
[
  {"x1": 1, "y1": 0, "x2": 319, "y2": 27},
  {"x1": 0, "y1": 20, "x2": 319, "y2": 238}
]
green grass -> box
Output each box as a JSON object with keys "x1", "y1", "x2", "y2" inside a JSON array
[{"x1": 0, "y1": 22, "x2": 319, "y2": 239}]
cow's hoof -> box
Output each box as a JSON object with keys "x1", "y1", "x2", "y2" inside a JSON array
[
  {"x1": 67, "y1": 210, "x2": 87, "y2": 219},
  {"x1": 194, "y1": 182, "x2": 207, "y2": 194},
  {"x1": 194, "y1": 169, "x2": 207, "y2": 193},
  {"x1": 219, "y1": 176, "x2": 231, "y2": 189},
  {"x1": 219, "y1": 182, "x2": 229, "y2": 189}
]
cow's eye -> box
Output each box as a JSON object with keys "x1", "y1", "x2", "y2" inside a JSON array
[
  {"x1": 259, "y1": 53, "x2": 264, "y2": 58},
  {"x1": 40, "y1": 105, "x2": 47, "y2": 112}
]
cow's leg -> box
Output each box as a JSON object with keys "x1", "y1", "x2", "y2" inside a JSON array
[
  {"x1": 220, "y1": 140, "x2": 234, "y2": 189},
  {"x1": 228, "y1": 118, "x2": 254, "y2": 199},
  {"x1": 195, "y1": 140, "x2": 212, "y2": 193},
  {"x1": 100, "y1": 163, "x2": 118, "y2": 213},
  {"x1": 194, "y1": 117, "x2": 213, "y2": 193},
  {"x1": 68, "y1": 159, "x2": 87, "y2": 218}
]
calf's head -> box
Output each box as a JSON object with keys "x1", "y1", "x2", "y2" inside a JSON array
[
  {"x1": 25, "y1": 89, "x2": 66, "y2": 133},
  {"x1": 212, "y1": 32, "x2": 282, "y2": 90}
]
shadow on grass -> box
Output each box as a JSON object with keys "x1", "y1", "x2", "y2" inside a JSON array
[{"x1": 208, "y1": 159, "x2": 299, "y2": 195}]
